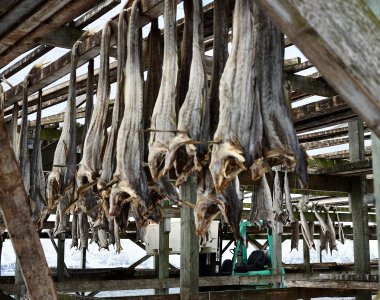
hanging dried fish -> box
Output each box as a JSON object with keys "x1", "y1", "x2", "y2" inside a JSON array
[
  {"x1": 10, "y1": 103, "x2": 19, "y2": 154},
  {"x1": 335, "y1": 206, "x2": 345, "y2": 244},
  {"x1": 78, "y1": 212, "x2": 89, "y2": 250},
  {"x1": 98, "y1": 10, "x2": 128, "y2": 219},
  {"x1": 148, "y1": 0, "x2": 178, "y2": 181},
  {"x1": 313, "y1": 204, "x2": 330, "y2": 253},
  {"x1": 47, "y1": 40, "x2": 81, "y2": 235},
  {"x1": 249, "y1": 175, "x2": 274, "y2": 227},
  {"x1": 110, "y1": 0, "x2": 152, "y2": 224},
  {"x1": 29, "y1": 89, "x2": 48, "y2": 229},
  {"x1": 46, "y1": 40, "x2": 81, "y2": 211},
  {"x1": 71, "y1": 214, "x2": 78, "y2": 249},
  {"x1": 194, "y1": 169, "x2": 225, "y2": 237},
  {"x1": 251, "y1": 5, "x2": 307, "y2": 187},
  {"x1": 273, "y1": 169, "x2": 286, "y2": 222},
  {"x1": 324, "y1": 205, "x2": 337, "y2": 254},
  {"x1": 164, "y1": 0, "x2": 208, "y2": 186},
  {"x1": 298, "y1": 198, "x2": 315, "y2": 250},
  {"x1": 290, "y1": 220, "x2": 299, "y2": 251},
  {"x1": 284, "y1": 170, "x2": 295, "y2": 223},
  {"x1": 209, "y1": 0, "x2": 254, "y2": 193},
  {"x1": 77, "y1": 21, "x2": 115, "y2": 215},
  {"x1": 209, "y1": 0, "x2": 229, "y2": 137},
  {"x1": 19, "y1": 71, "x2": 32, "y2": 192}
]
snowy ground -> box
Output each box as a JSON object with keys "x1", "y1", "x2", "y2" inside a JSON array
[{"x1": 1, "y1": 235, "x2": 378, "y2": 298}]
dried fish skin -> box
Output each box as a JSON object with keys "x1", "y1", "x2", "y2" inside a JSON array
[
  {"x1": 148, "y1": 0, "x2": 178, "y2": 181},
  {"x1": 324, "y1": 205, "x2": 337, "y2": 254},
  {"x1": 290, "y1": 220, "x2": 299, "y2": 251},
  {"x1": 284, "y1": 171, "x2": 295, "y2": 223},
  {"x1": 47, "y1": 41, "x2": 81, "y2": 209},
  {"x1": 249, "y1": 175, "x2": 274, "y2": 227},
  {"x1": 252, "y1": 6, "x2": 307, "y2": 187},
  {"x1": 220, "y1": 179, "x2": 242, "y2": 241},
  {"x1": 299, "y1": 209, "x2": 315, "y2": 249},
  {"x1": 209, "y1": 0, "x2": 254, "y2": 193},
  {"x1": 110, "y1": 0, "x2": 151, "y2": 224},
  {"x1": 164, "y1": 0, "x2": 208, "y2": 185},
  {"x1": 272, "y1": 169, "x2": 284, "y2": 221},
  {"x1": 313, "y1": 204, "x2": 331, "y2": 254},
  {"x1": 194, "y1": 169, "x2": 225, "y2": 237},
  {"x1": 77, "y1": 21, "x2": 115, "y2": 212}
]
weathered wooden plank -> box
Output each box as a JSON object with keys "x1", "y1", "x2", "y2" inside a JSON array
[
  {"x1": 0, "y1": 0, "x2": 73, "y2": 53},
  {"x1": 0, "y1": 0, "x2": 45, "y2": 39},
  {"x1": 313, "y1": 148, "x2": 372, "y2": 161},
  {"x1": 298, "y1": 127, "x2": 352, "y2": 143},
  {"x1": 3, "y1": 0, "x2": 177, "y2": 106},
  {"x1": 0, "y1": 0, "x2": 101, "y2": 68},
  {"x1": 42, "y1": 26, "x2": 85, "y2": 49},
  {"x1": 284, "y1": 61, "x2": 313, "y2": 73},
  {"x1": 293, "y1": 96, "x2": 354, "y2": 132},
  {"x1": 348, "y1": 119, "x2": 370, "y2": 275},
  {"x1": 180, "y1": 175, "x2": 199, "y2": 300},
  {"x1": 0, "y1": 45, "x2": 53, "y2": 79},
  {"x1": 287, "y1": 73, "x2": 336, "y2": 98},
  {"x1": 311, "y1": 160, "x2": 372, "y2": 176},
  {"x1": 0, "y1": 117, "x2": 56, "y2": 298},
  {"x1": 254, "y1": 0, "x2": 380, "y2": 138},
  {"x1": 74, "y1": 0, "x2": 121, "y2": 29}
]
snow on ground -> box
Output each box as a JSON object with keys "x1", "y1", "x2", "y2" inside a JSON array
[{"x1": 1, "y1": 237, "x2": 378, "y2": 275}]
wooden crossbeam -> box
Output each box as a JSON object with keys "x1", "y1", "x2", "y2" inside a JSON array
[
  {"x1": 0, "y1": 0, "x2": 101, "y2": 69},
  {"x1": 293, "y1": 96, "x2": 356, "y2": 133},
  {"x1": 313, "y1": 148, "x2": 372, "y2": 161},
  {"x1": 302, "y1": 135, "x2": 371, "y2": 151},
  {"x1": 287, "y1": 73, "x2": 337, "y2": 97},
  {"x1": 255, "y1": 0, "x2": 380, "y2": 138}
]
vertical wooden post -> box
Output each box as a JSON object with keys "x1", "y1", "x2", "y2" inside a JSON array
[
  {"x1": 180, "y1": 175, "x2": 199, "y2": 300},
  {"x1": 303, "y1": 237, "x2": 311, "y2": 273},
  {"x1": 81, "y1": 248, "x2": 86, "y2": 269},
  {"x1": 348, "y1": 119, "x2": 370, "y2": 274},
  {"x1": 373, "y1": 136, "x2": 380, "y2": 285},
  {"x1": 272, "y1": 222, "x2": 283, "y2": 287},
  {"x1": 158, "y1": 201, "x2": 170, "y2": 295},
  {"x1": 57, "y1": 233, "x2": 65, "y2": 282}
]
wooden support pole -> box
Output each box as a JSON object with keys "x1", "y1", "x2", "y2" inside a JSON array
[
  {"x1": 81, "y1": 248, "x2": 86, "y2": 270},
  {"x1": 303, "y1": 237, "x2": 311, "y2": 273},
  {"x1": 158, "y1": 201, "x2": 170, "y2": 295},
  {"x1": 348, "y1": 120, "x2": 370, "y2": 274},
  {"x1": 271, "y1": 222, "x2": 283, "y2": 287},
  {"x1": 180, "y1": 175, "x2": 199, "y2": 300},
  {"x1": 57, "y1": 234, "x2": 66, "y2": 282},
  {"x1": 0, "y1": 116, "x2": 56, "y2": 298}
]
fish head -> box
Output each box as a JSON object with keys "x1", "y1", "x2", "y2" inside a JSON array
[
  {"x1": 209, "y1": 142, "x2": 246, "y2": 193},
  {"x1": 109, "y1": 180, "x2": 135, "y2": 217},
  {"x1": 46, "y1": 170, "x2": 63, "y2": 209},
  {"x1": 194, "y1": 192, "x2": 225, "y2": 236}
]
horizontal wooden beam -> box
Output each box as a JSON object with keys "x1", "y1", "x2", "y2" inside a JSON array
[
  {"x1": 73, "y1": 0, "x2": 121, "y2": 29},
  {"x1": 287, "y1": 73, "x2": 337, "y2": 98},
  {"x1": 255, "y1": 0, "x2": 380, "y2": 138},
  {"x1": 0, "y1": 0, "x2": 101, "y2": 68},
  {"x1": 311, "y1": 159, "x2": 372, "y2": 176},
  {"x1": 0, "y1": 45, "x2": 54, "y2": 79},
  {"x1": 285, "y1": 61, "x2": 313, "y2": 73},
  {"x1": 42, "y1": 26, "x2": 85, "y2": 49},
  {"x1": 293, "y1": 96, "x2": 356, "y2": 133},
  {"x1": 313, "y1": 147, "x2": 372, "y2": 161}
]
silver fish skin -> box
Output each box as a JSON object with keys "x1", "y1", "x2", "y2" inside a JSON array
[
  {"x1": 165, "y1": 0, "x2": 208, "y2": 186},
  {"x1": 110, "y1": 0, "x2": 151, "y2": 225}
]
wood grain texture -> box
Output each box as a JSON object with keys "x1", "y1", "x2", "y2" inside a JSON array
[
  {"x1": 255, "y1": 0, "x2": 380, "y2": 137},
  {"x1": 0, "y1": 116, "x2": 56, "y2": 299}
]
